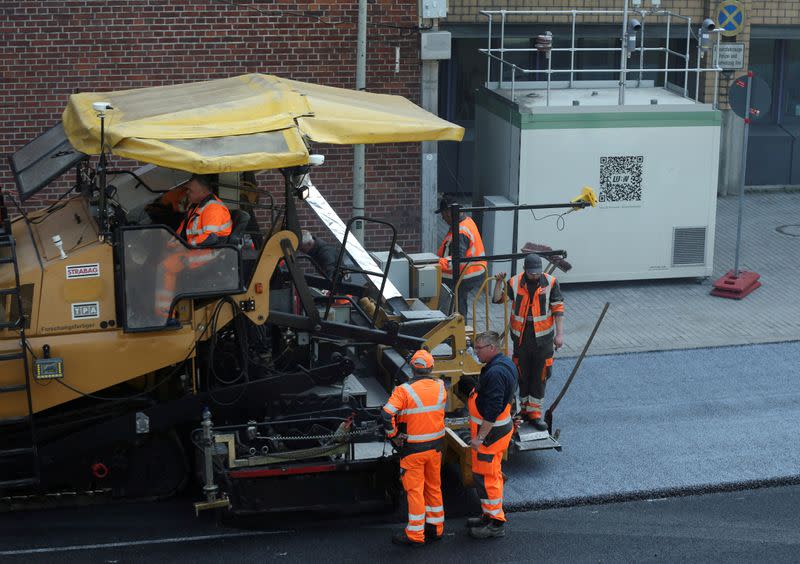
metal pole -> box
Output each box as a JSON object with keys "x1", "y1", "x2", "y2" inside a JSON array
[
  {"x1": 695, "y1": 41, "x2": 702, "y2": 101},
  {"x1": 499, "y1": 11, "x2": 506, "y2": 89},
  {"x1": 733, "y1": 72, "x2": 753, "y2": 277},
  {"x1": 352, "y1": 0, "x2": 367, "y2": 243},
  {"x1": 664, "y1": 14, "x2": 671, "y2": 88},
  {"x1": 486, "y1": 14, "x2": 493, "y2": 85},
  {"x1": 449, "y1": 203, "x2": 461, "y2": 292},
  {"x1": 639, "y1": 15, "x2": 645, "y2": 87},
  {"x1": 618, "y1": 0, "x2": 629, "y2": 105},
  {"x1": 713, "y1": 31, "x2": 720, "y2": 109},
  {"x1": 98, "y1": 113, "x2": 108, "y2": 236},
  {"x1": 510, "y1": 207, "x2": 519, "y2": 278},
  {"x1": 570, "y1": 11, "x2": 576, "y2": 88},
  {"x1": 511, "y1": 65, "x2": 516, "y2": 101},
  {"x1": 684, "y1": 19, "x2": 691, "y2": 97},
  {"x1": 546, "y1": 51, "x2": 552, "y2": 106}
]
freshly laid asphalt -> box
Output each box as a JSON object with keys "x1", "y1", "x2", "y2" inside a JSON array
[{"x1": 504, "y1": 340, "x2": 800, "y2": 509}]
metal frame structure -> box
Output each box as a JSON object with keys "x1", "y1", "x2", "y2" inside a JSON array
[
  {"x1": 479, "y1": 6, "x2": 724, "y2": 107},
  {"x1": 447, "y1": 199, "x2": 589, "y2": 283}
]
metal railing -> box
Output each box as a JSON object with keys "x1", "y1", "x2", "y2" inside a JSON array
[{"x1": 480, "y1": 7, "x2": 723, "y2": 108}]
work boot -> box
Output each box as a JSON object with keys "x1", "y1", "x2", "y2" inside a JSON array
[
  {"x1": 529, "y1": 415, "x2": 548, "y2": 432},
  {"x1": 469, "y1": 519, "x2": 506, "y2": 539},
  {"x1": 465, "y1": 514, "x2": 490, "y2": 528},
  {"x1": 424, "y1": 524, "x2": 443, "y2": 543},
  {"x1": 391, "y1": 530, "x2": 424, "y2": 547}
]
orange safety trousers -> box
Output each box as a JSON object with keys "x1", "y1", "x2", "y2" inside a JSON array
[
  {"x1": 155, "y1": 249, "x2": 217, "y2": 318},
  {"x1": 468, "y1": 391, "x2": 513, "y2": 522},
  {"x1": 400, "y1": 449, "x2": 444, "y2": 543}
]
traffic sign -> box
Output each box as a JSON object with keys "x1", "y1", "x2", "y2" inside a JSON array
[
  {"x1": 717, "y1": 0, "x2": 746, "y2": 37},
  {"x1": 714, "y1": 42, "x2": 744, "y2": 70},
  {"x1": 729, "y1": 74, "x2": 770, "y2": 121}
]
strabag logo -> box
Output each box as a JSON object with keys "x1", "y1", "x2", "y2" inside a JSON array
[
  {"x1": 71, "y1": 301, "x2": 100, "y2": 320},
  {"x1": 66, "y1": 263, "x2": 100, "y2": 279}
]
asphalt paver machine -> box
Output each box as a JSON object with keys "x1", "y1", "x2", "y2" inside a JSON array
[{"x1": 0, "y1": 74, "x2": 592, "y2": 514}]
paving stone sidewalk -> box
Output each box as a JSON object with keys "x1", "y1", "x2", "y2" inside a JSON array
[{"x1": 462, "y1": 191, "x2": 800, "y2": 357}]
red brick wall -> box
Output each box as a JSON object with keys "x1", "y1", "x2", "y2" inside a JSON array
[{"x1": 1, "y1": 0, "x2": 423, "y2": 250}]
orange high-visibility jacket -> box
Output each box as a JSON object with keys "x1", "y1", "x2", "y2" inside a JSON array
[
  {"x1": 437, "y1": 216, "x2": 487, "y2": 280},
  {"x1": 468, "y1": 390, "x2": 513, "y2": 455},
  {"x1": 382, "y1": 377, "x2": 446, "y2": 454},
  {"x1": 178, "y1": 194, "x2": 232, "y2": 247},
  {"x1": 509, "y1": 272, "x2": 564, "y2": 349}
]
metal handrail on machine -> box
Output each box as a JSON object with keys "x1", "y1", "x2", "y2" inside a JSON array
[
  {"x1": 479, "y1": 6, "x2": 723, "y2": 108},
  {"x1": 446, "y1": 200, "x2": 587, "y2": 354}
]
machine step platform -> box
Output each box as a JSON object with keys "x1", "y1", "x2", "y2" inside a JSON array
[{"x1": 512, "y1": 422, "x2": 562, "y2": 452}]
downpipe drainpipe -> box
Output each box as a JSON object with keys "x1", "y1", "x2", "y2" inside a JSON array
[{"x1": 352, "y1": 0, "x2": 367, "y2": 244}]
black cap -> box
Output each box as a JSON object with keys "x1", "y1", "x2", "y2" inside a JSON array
[
  {"x1": 434, "y1": 194, "x2": 457, "y2": 214},
  {"x1": 524, "y1": 253, "x2": 543, "y2": 275}
]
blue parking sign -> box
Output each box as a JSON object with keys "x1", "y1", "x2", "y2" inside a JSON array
[{"x1": 717, "y1": 0, "x2": 745, "y2": 37}]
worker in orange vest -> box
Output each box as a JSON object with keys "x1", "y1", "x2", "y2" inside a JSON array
[
  {"x1": 435, "y1": 194, "x2": 487, "y2": 323},
  {"x1": 464, "y1": 330, "x2": 518, "y2": 539},
  {"x1": 155, "y1": 174, "x2": 232, "y2": 319},
  {"x1": 382, "y1": 350, "x2": 446, "y2": 546},
  {"x1": 492, "y1": 253, "x2": 564, "y2": 431}
]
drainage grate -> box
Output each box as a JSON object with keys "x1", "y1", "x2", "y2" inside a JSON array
[{"x1": 672, "y1": 227, "x2": 706, "y2": 266}]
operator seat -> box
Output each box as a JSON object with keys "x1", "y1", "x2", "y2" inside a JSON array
[{"x1": 226, "y1": 209, "x2": 251, "y2": 246}]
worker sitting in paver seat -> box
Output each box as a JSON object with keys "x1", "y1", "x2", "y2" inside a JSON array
[{"x1": 155, "y1": 174, "x2": 231, "y2": 320}]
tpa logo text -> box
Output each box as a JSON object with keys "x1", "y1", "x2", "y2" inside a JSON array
[{"x1": 71, "y1": 302, "x2": 100, "y2": 320}]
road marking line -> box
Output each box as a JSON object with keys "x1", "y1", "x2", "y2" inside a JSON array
[{"x1": 0, "y1": 530, "x2": 289, "y2": 556}]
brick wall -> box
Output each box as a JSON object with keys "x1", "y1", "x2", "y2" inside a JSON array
[
  {"x1": 709, "y1": 0, "x2": 800, "y2": 110},
  {"x1": 1, "y1": 0, "x2": 425, "y2": 251}
]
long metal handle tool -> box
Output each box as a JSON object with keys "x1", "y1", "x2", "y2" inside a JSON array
[{"x1": 545, "y1": 302, "x2": 609, "y2": 433}]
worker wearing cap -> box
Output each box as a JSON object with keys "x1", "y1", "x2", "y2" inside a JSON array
[
  {"x1": 492, "y1": 253, "x2": 564, "y2": 431},
  {"x1": 435, "y1": 194, "x2": 487, "y2": 322},
  {"x1": 462, "y1": 330, "x2": 518, "y2": 539},
  {"x1": 155, "y1": 174, "x2": 231, "y2": 320},
  {"x1": 382, "y1": 350, "x2": 446, "y2": 546}
]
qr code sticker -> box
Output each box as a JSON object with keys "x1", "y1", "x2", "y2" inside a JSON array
[{"x1": 599, "y1": 156, "x2": 644, "y2": 203}]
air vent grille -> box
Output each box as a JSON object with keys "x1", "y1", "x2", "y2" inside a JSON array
[{"x1": 672, "y1": 227, "x2": 706, "y2": 266}]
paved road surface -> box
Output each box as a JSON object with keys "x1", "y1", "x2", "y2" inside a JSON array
[
  {"x1": 504, "y1": 340, "x2": 800, "y2": 509},
  {"x1": 2, "y1": 485, "x2": 798, "y2": 562}
]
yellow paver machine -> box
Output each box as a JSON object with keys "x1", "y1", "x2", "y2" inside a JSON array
[{"x1": 0, "y1": 74, "x2": 593, "y2": 513}]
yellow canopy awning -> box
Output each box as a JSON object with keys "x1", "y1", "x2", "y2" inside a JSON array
[{"x1": 62, "y1": 74, "x2": 464, "y2": 173}]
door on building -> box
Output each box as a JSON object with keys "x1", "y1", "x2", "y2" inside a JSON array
[{"x1": 747, "y1": 35, "x2": 800, "y2": 186}]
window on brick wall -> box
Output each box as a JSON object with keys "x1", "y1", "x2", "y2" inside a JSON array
[
  {"x1": 782, "y1": 40, "x2": 800, "y2": 123},
  {"x1": 749, "y1": 38, "x2": 777, "y2": 123}
]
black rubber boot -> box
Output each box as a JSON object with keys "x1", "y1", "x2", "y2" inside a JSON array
[
  {"x1": 529, "y1": 416, "x2": 549, "y2": 432},
  {"x1": 469, "y1": 518, "x2": 506, "y2": 539},
  {"x1": 392, "y1": 530, "x2": 425, "y2": 547},
  {"x1": 465, "y1": 514, "x2": 490, "y2": 528},
  {"x1": 424, "y1": 524, "x2": 443, "y2": 543}
]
